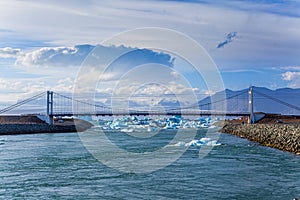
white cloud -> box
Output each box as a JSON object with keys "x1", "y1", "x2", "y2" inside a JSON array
[
  {"x1": 0, "y1": 0, "x2": 299, "y2": 74},
  {"x1": 52, "y1": 77, "x2": 74, "y2": 93},
  {"x1": 170, "y1": 71, "x2": 180, "y2": 79},
  {"x1": 276, "y1": 66, "x2": 300, "y2": 71},
  {"x1": 282, "y1": 71, "x2": 300, "y2": 81},
  {"x1": 0, "y1": 44, "x2": 178, "y2": 104},
  {"x1": 14, "y1": 44, "x2": 174, "y2": 70},
  {"x1": 282, "y1": 71, "x2": 300, "y2": 88},
  {"x1": 1, "y1": 0, "x2": 300, "y2": 98},
  {"x1": 107, "y1": 76, "x2": 200, "y2": 108},
  {"x1": 0, "y1": 77, "x2": 45, "y2": 103},
  {"x1": 0, "y1": 47, "x2": 22, "y2": 58},
  {"x1": 16, "y1": 45, "x2": 94, "y2": 67}
]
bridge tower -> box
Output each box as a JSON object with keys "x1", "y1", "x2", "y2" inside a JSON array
[
  {"x1": 46, "y1": 91, "x2": 53, "y2": 125},
  {"x1": 248, "y1": 86, "x2": 255, "y2": 124}
]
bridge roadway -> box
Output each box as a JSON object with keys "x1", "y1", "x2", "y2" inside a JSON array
[{"x1": 50, "y1": 110, "x2": 250, "y2": 117}]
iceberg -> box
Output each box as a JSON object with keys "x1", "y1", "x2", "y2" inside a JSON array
[
  {"x1": 97, "y1": 115, "x2": 220, "y2": 131},
  {"x1": 172, "y1": 138, "x2": 222, "y2": 147},
  {"x1": 121, "y1": 128, "x2": 134, "y2": 133}
]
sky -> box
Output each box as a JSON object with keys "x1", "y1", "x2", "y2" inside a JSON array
[{"x1": 0, "y1": 0, "x2": 300, "y2": 107}]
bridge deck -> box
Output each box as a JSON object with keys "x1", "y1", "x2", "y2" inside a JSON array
[{"x1": 50, "y1": 111, "x2": 250, "y2": 117}]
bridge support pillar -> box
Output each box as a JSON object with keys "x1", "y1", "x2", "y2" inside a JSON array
[
  {"x1": 248, "y1": 86, "x2": 255, "y2": 124},
  {"x1": 46, "y1": 91, "x2": 53, "y2": 125}
]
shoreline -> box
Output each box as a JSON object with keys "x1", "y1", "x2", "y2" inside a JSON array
[
  {"x1": 0, "y1": 116, "x2": 93, "y2": 135},
  {"x1": 220, "y1": 123, "x2": 300, "y2": 155}
]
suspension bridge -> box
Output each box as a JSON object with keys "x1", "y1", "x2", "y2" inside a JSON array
[{"x1": 0, "y1": 87, "x2": 299, "y2": 124}]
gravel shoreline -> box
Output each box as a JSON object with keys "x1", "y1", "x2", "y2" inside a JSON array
[{"x1": 220, "y1": 123, "x2": 300, "y2": 155}]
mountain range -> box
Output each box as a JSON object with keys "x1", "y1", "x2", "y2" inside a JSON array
[{"x1": 197, "y1": 87, "x2": 300, "y2": 115}]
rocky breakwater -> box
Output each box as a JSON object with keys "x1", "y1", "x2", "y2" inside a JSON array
[
  {"x1": 0, "y1": 116, "x2": 93, "y2": 135},
  {"x1": 220, "y1": 123, "x2": 300, "y2": 155}
]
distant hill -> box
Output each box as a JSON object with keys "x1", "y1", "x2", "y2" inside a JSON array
[{"x1": 198, "y1": 87, "x2": 300, "y2": 115}]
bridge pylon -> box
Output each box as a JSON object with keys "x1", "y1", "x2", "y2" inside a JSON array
[
  {"x1": 248, "y1": 86, "x2": 255, "y2": 124},
  {"x1": 46, "y1": 91, "x2": 53, "y2": 125}
]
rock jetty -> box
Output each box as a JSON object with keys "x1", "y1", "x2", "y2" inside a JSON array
[
  {"x1": 220, "y1": 123, "x2": 300, "y2": 155},
  {"x1": 0, "y1": 115, "x2": 93, "y2": 135}
]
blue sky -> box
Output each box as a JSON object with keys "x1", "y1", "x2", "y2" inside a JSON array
[{"x1": 0, "y1": 0, "x2": 300, "y2": 104}]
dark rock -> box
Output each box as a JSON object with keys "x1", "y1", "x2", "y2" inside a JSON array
[
  {"x1": 220, "y1": 123, "x2": 300, "y2": 155},
  {"x1": 0, "y1": 116, "x2": 93, "y2": 135}
]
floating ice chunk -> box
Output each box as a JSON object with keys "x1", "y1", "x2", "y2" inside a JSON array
[
  {"x1": 198, "y1": 117, "x2": 206, "y2": 123},
  {"x1": 199, "y1": 123, "x2": 209, "y2": 128},
  {"x1": 205, "y1": 117, "x2": 211, "y2": 122},
  {"x1": 131, "y1": 116, "x2": 138, "y2": 121},
  {"x1": 92, "y1": 125, "x2": 102, "y2": 129},
  {"x1": 102, "y1": 126, "x2": 110, "y2": 130},
  {"x1": 163, "y1": 122, "x2": 179, "y2": 129},
  {"x1": 199, "y1": 137, "x2": 212, "y2": 143},
  {"x1": 208, "y1": 125, "x2": 217, "y2": 129},
  {"x1": 147, "y1": 127, "x2": 157, "y2": 132},
  {"x1": 121, "y1": 128, "x2": 134, "y2": 133},
  {"x1": 206, "y1": 140, "x2": 221, "y2": 146},
  {"x1": 185, "y1": 140, "x2": 203, "y2": 147},
  {"x1": 95, "y1": 116, "x2": 221, "y2": 131},
  {"x1": 183, "y1": 138, "x2": 222, "y2": 147},
  {"x1": 167, "y1": 141, "x2": 187, "y2": 147},
  {"x1": 167, "y1": 116, "x2": 181, "y2": 123},
  {"x1": 173, "y1": 141, "x2": 186, "y2": 147}
]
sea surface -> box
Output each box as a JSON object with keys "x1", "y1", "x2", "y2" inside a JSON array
[{"x1": 0, "y1": 128, "x2": 299, "y2": 200}]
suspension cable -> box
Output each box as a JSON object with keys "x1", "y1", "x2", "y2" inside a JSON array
[
  {"x1": 254, "y1": 90, "x2": 300, "y2": 111},
  {"x1": 0, "y1": 92, "x2": 45, "y2": 114}
]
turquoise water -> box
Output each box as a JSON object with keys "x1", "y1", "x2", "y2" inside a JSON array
[{"x1": 0, "y1": 129, "x2": 299, "y2": 199}]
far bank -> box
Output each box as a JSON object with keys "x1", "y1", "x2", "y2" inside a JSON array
[{"x1": 0, "y1": 115, "x2": 93, "y2": 135}]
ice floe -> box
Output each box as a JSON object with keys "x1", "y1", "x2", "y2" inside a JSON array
[
  {"x1": 173, "y1": 138, "x2": 222, "y2": 147},
  {"x1": 93, "y1": 115, "x2": 220, "y2": 132}
]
